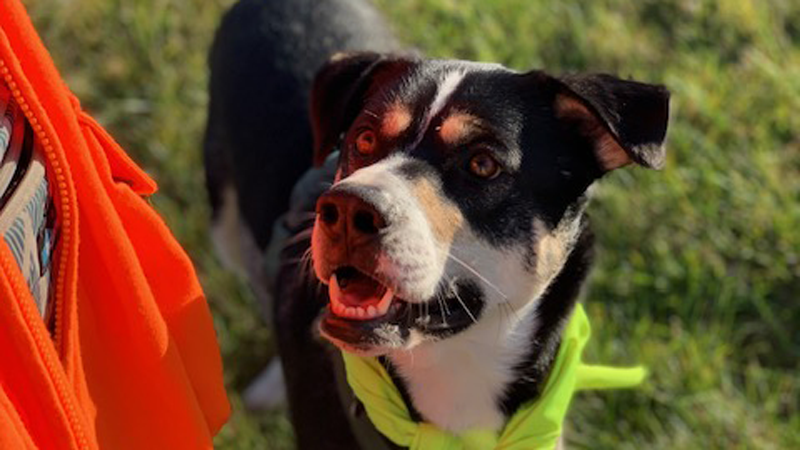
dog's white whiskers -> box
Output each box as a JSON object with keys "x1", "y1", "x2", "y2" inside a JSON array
[
  {"x1": 494, "y1": 302, "x2": 508, "y2": 343},
  {"x1": 495, "y1": 301, "x2": 519, "y2": 344},
  {"x1": 437, "y1": 275, "x2": 458, "y2": 322},
  {"x1": 417, "y1": 302, "x2": 429, "y2": 326},
  {"x1": 283, "y1": 256, "x2": 306, "y2": 264},
  {"x1": 446, "y1": 252, "x2": 508, "y2": 300},
  {"x1": 436, "y1": 292, "x2": 448, "y2": 327},
  {"x1": 425, "y1": 296, "x2": 431, "y2": 323},
  {"x1": 499, "y1": 300, "x2": 520, "y2": 323},
  {"x1": 283, "y1": 247, "x2": 313, "y2": 265},
  {"x1": 283, "y1": 227, "x2": 314, "y2": 247},
  {"x1": 441, "y1": 278, "x2": 453, "y2": 317},
  {"x1": 452, "y1": 288, "x2": 478, "y2": 324},
  {"x1": 294, "y1": 246, "x2": 314, "y2": 281}
]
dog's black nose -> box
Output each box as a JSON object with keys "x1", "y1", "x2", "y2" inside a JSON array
[{"x1": 316, "y1": 190, "x2": 386, "y2": 242}]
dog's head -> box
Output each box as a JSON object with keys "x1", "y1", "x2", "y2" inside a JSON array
[{"x1": 309, "y1": 53, "x2": 669, "y2": 356}]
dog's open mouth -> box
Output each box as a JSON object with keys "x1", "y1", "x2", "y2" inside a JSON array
[
  {"x1": 320, "y1": 265, "x2": 484, "y2": 354},
  {"x1": 328, "y1": 266, "x2": 394, "y2": 320},
  {"x1": 320, "y1": 265, "x2": 411, "y2": 353}
]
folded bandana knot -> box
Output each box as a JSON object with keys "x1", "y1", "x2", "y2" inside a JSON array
[{"x1": 341, "y1": 304, "x2": 646, "y2": 450}]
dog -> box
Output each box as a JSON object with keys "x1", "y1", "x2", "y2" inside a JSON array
[
  {"x1": 203, "y1": 0, "x2": 399, "y2": 411},
  {"x1": 205, "y1": 1, "x2": 670, "y2": 448}
]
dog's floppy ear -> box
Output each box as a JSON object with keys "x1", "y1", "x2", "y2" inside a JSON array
[
  {"x1": 309, "y1": 52, "x2": 387, "y2": 167},
  {"x1": 554, "y1": 74, "x2": 670, "y2": 171}
]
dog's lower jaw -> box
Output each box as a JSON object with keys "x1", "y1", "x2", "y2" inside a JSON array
[{"x1": 386, "y1": 300, "x2": 541, "y2": 433}]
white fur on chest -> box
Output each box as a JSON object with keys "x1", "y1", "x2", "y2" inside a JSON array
[
  {"x1": 389, "y1": 308, "x2": 537, "y2": 433},
  {"x1": 380, "y1": 218, "x2": 575, "y2": 432}
]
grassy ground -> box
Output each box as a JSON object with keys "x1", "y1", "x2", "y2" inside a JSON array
[{"x1": 23, "y1": 0, "x2": 799, "y2": 448}]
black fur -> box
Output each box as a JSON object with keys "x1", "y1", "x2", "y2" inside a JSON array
[{"x1": 274, "y1": 217, "x2": 358, "y2": 449}]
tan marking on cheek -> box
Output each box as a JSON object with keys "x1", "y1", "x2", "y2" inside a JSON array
[
  {"x1": 381, "y1": 105, "x2": 412, "y2": 138},
  {"x1": 531, "y1": 218, "x2": 578, "y2": 284},
  {"x1": 535, "y1": 234, "x2": 566, "y2": 281},
  {"x1": 411, "y1": 179, "x2": 464, "y2": 245},
  {"x1": 439, "y1": 113, "x2": 480, "y2": 145}
]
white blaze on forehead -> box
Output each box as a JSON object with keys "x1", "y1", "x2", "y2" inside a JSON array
[{"x1": 428, "y1": 70, "x2": 466, "y2": 121}]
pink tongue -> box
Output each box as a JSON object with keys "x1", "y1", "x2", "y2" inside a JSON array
[{"x1": 338, "y1": 274, "x2": 385, "y2": 307}]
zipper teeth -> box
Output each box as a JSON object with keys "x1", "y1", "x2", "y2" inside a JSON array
[{"x1": 0, "y1": 59, "x2": 86, "y2": 449}]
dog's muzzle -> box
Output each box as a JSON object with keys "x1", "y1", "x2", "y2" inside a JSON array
[
  {"x1": 310, "y1": 161, "x2": 485, "y2": 354},
  {"x1": 315, "y1": 190, "x2": 396, "y2": 319}
]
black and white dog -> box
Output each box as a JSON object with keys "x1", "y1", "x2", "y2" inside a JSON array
[
  {"x1": 203, "y1": 0, "x2": 398, "y2": 411},
  {"x1": 205, "y1": 0, "x2": 669, "y2": 448}
]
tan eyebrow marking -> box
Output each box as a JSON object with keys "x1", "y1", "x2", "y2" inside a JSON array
[
  {"x1": 439, "y1": 112, "x2": 482, "y2": 146},
  {"x1": 381, "y1": 104, "x2": 412, "y2": 138}
]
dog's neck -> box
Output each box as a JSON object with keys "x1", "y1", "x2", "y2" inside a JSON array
[{"x1": 383, "y1": 222, "x2": 595, "y2": 433}]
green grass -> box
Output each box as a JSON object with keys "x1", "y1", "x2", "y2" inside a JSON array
[{"x1": 25, "y1": 0, "x2": 799, "y2": 448}]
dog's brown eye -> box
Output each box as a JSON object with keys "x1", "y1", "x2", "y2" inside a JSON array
[
  {"x1": 469, "y1": 153, "x2": 500, "y2": 179},
  {"x1": 354, "y1": 129, "x2": 377, "y2": 156}
]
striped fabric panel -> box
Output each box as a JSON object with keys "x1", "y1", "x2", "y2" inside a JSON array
[
  {"x1": 3, "y1": 175, "x2": 51, "y2": 316},
  {"x1": 1, "y1": 81, "x2": 55, "y2": 319}
]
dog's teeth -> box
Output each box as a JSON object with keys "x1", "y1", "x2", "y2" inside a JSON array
[
  {"x1": 329, "y1": 274, "x2": 341, "y2": 298},
  {"x1": 376, "y1": 289, "x2": 393, "y2": 314},
  {"x1": 329, "y1": 275, "x2": 340, "y2": 312},
  {"x1": 328, "y1": 275, "x2": 396, "y2": 320}
]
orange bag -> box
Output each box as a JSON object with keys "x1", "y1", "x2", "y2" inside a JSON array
[{"x1": 0, "y1": 1, "x2": 230, "y2": 448}]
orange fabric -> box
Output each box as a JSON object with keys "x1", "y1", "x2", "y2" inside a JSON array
[{"x1": 0, "y1": 1, "x2": 230, "y2": 449}]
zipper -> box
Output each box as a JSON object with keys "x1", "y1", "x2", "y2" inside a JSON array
[{"x1": 0, "y1": 57, "x2": 87, "y2": 449}]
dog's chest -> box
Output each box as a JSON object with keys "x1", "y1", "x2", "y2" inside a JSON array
[{"x1": 388, "y1": 313, "x2": 536, "y2": 433}]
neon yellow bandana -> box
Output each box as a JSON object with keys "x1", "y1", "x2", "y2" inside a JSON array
[{"x1": 341, "y1": 304, "x2": 646, "y2": 450}]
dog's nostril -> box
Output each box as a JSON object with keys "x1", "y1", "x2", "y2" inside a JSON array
[
  {"x1": 319, "y1": 202, "x2": 339, "y2": 226},
  {"x1": 353, "y1": 209, "x2": 379, "y2": 235}
]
